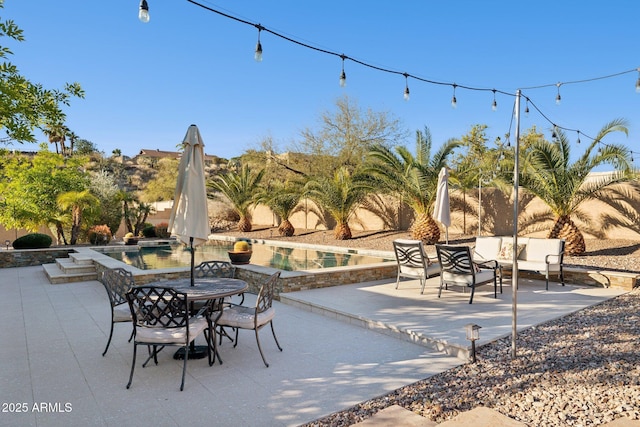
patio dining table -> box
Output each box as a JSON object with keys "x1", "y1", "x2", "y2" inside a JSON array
[{"x1": 146, "y1": 277, "x2": 248, "y2": 362}]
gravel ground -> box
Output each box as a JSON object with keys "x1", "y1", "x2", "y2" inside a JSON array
[{"x1": 213, "y1": 227, "x2": 640, "y2": 426}]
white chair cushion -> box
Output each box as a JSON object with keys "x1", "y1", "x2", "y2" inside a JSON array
[
  {"x1": 217, "y1": 306, "x2": 275, "y2": 330},
  {"x1": 113, "y1": 303, "x2": 132, "y2": 322},
  {"x1": 526, "y1": 238, "x2": 562, "y2": 263},
  {"x1": 399, "y1": 265, "x2": 427, "y2": 278},
  {"x1": 135, "y1": 316, "x2": 208, "y2": 345},
  {"x1": 442, "y1": 269, "x2": 495, "y2": 286}
]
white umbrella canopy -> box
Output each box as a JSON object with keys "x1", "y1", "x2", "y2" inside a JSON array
[
  {"x1": 168, "y1": 124, "x2": 210, "y2": 284},
  {"x1": 432, "y1": 167, "x2": 451, "y2": 243}
]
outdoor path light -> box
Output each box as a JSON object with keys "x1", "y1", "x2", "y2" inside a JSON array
[
  {"x1": 465, "y1": 323, "x2": 481, "y2": 363},
  {"x1": 5, "y1": 240, "x2": 10, "y2": 250}
]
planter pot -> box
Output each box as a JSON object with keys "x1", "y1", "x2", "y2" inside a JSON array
[
  {"x1": 228, "y1": 250, "x2": 252, "y2": 265},
  {"x1": 124, "y1": 238, "x2": 139, "y2": 245}
]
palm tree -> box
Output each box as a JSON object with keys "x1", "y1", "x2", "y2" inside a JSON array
[
  {"x1": 303, "y1": 167, "x2": 368, "y2": 240},
  {"x1": 257, "y1": 181, "x2": 304, "y2": 236},
  {"x1": 56, "y1": 190, "x2": 100, "y2": 245},
  {"x1": 208, "y1": 164, "x2": 265, "y2": 232},
  {"x1": 44, "y1": 124, "x2": 68, "y2": 156},
  {"x1": 519, "y1": 118, "x2": 633, "y2": 255},
  {"x1": 364, "y1": 127, "x2": 461, "y2": 243}
]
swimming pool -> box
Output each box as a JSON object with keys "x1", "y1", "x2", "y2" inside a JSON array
[{"x1": 96, "y1": 240, "x2": 393, "y2": 272}]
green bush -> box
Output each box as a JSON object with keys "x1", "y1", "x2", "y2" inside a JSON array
[
  {"x1": 141, "y1": 224, "x2": 157, "y2": 238},
  {"x1": 13, "y1": 233, "x2": 53, "y2": 249}
]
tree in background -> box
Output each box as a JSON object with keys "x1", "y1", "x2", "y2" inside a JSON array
[
  {"x1": 294, "y1": 95, "x2": 406, "y2": 176},
  {"x1": 0, "y1": 148, "x2": 90, "y2": 244},
  {"x1": 257, "y1": 180, "x2": 304, "y2": 236},
  {"x1": 57, "y1": 190, "x2": 100, "y2": 245},
  {"x1": 0, "y1": 4, "x2": 83, "y2": 145},
  {"x1": 364, "y1": 127, "x2": 461, "y2": 243},
  {"x1": 140, "y1": 157, "x2": 179, "y2": 202},
  {"x1": 90, "y1": 170, "x2": 123, "y2": 237},
  {"x1": 303, "y1": 167, "x2": 369, "y2": 240},
  {"x1": 208, "y1": 164, "x2": 265, "y2": 232},
  {"x1": 518, "y1": 119, "x2": 634, "y2": 255}
]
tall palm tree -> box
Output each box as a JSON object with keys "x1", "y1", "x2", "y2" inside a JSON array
[
  {"x1": 303, "y1": 167, "x2": 368, "y2": 240},
  {"x1": 364, "y1": 127, "x2": 461, "y2": 243},
  {"x1": 257, "y1": 181, "x2": 304, "y2": 236},
  {"x1": 519, "y1": 118, "x2": 633, "y2": 255},
  {"x1": 56, "y1": 189, "x2": 100, "y2": 245},
  {"x1": 208, "y1": 164, "x2": 265, "y2": 232}
]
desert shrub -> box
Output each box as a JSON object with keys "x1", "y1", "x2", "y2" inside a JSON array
[
  {"x1": 141, "y1": 224, "x2": 157, "y2": 238},
  {"x1": 13, "y1": 233, "x2": 53, "y2": 249},
  {"x1": 155, "y1": 222, "x2": 170, "y2": 238},
  {"x1": 87, "y1": 225, "x2": 113, "y2": 245}
]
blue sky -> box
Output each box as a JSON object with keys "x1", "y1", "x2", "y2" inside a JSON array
[{"x1": 5, "y1": 1, "x2": 639, "y2": 163}]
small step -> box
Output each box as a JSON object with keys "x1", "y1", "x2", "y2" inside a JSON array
[
  {"x1": 56, "y1": 258, "x2": 96, "y2": 275},
  {"x1": 43, "y1": 262, "x2": 97, "y2": 285},
  {"x1": 68, "y1": 253, "x2": 95, "y2": 266}
]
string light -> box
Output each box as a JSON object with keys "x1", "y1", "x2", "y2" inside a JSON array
[
  {"x1": 403, "y1": 73, "x2": 410, "y2": 101},
  {"x1": 576, "y1": 130, "x2": 581, "y2": 144},
  {"x1": 491, "y1": 89, "x2": 497, "y2": 111},
  {"x1": 178, "y1": 0, "x2": 640, "y2": 161},
  {"x1": 451, "y1": 84, "x2": 457, "y2": 108},
  {"x1": 254, "y1": 25, "x2": 263, "y2": 62},
  {"x1": 339, "y1": 54, "x2": 347, "y2": 87},
  {"x1": 555, "y1": 82, "x2": 562, "y2": 105},
  {"x1": 551, "y1": 125, "x2": 558, "y2": 140},
  {"x1": 138, "y1": 0, "x2": 150, "y2": 23},
  {"x1": 524, "y1": 98, "x2": 529, "y2": 116}
]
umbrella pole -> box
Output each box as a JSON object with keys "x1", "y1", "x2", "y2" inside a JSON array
[{"x1": 190, "y1": 236, "x2": 195, "y2": 287}]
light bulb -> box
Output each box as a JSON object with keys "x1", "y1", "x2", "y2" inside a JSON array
[
  {"x1": 451, "y1": 84, "x2": 457, "y2": 108},
  {"x1": 636, "y1": 77, "x2": 640, "y2": 93},
  {"x1": 403, "y1": 86, "x2": 410, "y2": 101},
  {"x1": 254, "y1": 41, "x2": 263, "y2": 62},
  {"x1": 138, "y1": 0, "x2": 150, "y2": 23},
  {"x1": 555, "y1": 83, "x2": 562, "y2": 105},
  {"x1": 339, "y1": 70, "x2": 346, "y2": 87},
  {"x1": 491, "y1": 99, "x2": 497, "y2": 111}
]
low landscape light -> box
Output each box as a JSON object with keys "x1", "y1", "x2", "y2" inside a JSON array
[
  {"x1": 465, "y1": 323, "x2": 481, "y2": 363},
  {"x1": 5, "y1": 240, "x2": 11, "y2": 250}
]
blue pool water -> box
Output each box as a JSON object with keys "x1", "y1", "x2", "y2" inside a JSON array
[{"x1": 97, "y1": 240, "x2": 392, "y2": 271}]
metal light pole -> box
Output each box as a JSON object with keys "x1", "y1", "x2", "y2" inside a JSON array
[{"x1": 511, "y1": 90, "x2": 522, "y2": 359}]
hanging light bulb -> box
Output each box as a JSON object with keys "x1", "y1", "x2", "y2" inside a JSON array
[
  {"x1": 339, "y1": 55, "x2": 347, "y2": 87},
  {"x1": 491, "y1": 89, "x2": 497, "y2": 111},
  {"x1": 451, "y1": 84, "x2": 457, "y2": 108},
  {"x1": 138, "y1": 0, "x2": 150, "y2": 23},
  {"x1": 636, "y1": 68, "x2": 640, "y2": 93},
  {"x1": 403, "y1": 73, "x2": 410, "y2": 101},
  {"x1": 576, "y1": 130, "x2": 581, "y2": 144},
  {"x1": 254, "y1": 25, "x2": 263, "y2": 62},
  {"x1": 524, "y1": 98, "x2": 530, "y2": 116},
  {"x1": 555, "y1": 82, "x2": 562, "y2": 105},
  {"x1": 551, "y1": 125, "x2": 558, "y2": 140}
]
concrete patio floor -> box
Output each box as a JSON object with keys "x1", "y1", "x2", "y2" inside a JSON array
[{"x1": 0, "y1": 266, "x2": 626, "y2": 427}]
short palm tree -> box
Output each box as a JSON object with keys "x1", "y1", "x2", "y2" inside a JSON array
[
  {"x1": 304, "y1": 167, "x2": 368, "y2": 240},
  {"x1": 56, "y1": 189, "x2": 100, "y2": 245},
  {"x1": 257, "y1": 181, "x2": 304, "y2": 236},
  {"x1": 519, "y1": 118, "x2": 633, "y2": 255},
  {"x1": 364, "y1": 127, "x2": 460, "y2": 243},
  {"x1": 208, "y1": 164, "x2": 265, "y2": 232}
]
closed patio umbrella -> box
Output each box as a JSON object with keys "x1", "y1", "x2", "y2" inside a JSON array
[
  {"x1": 168, "y1": 124, "x2": 210, "y2": 287},
  {"x1": 432, "y1": 167, "x2": 451, "y2": 244}
]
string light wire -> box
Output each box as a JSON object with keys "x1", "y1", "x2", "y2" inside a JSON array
[{"x1": 182, "y1": 0, "x2": 639, "y2": 161}]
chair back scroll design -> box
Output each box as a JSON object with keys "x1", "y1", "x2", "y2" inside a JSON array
[
  {"x1": 125, "y1": 286, "x2": 211, "y2": 391},
  {"x1": 195, "y1": 260, "x2": 235, "y2": 279},
  {"x1": 100, "y1": 267, "x2": 135, "y2": 356},
  {"x1": 392, "y1": 239, "x2": 439, "y2": 294},
  {"x1": 435, "y1": 244, "x2": 502, "y2": 304}
]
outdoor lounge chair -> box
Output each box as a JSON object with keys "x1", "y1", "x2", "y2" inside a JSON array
[
  {"x1": 125, "y1": 286, "x2": 212, "y2": 391},
  {"x1": 392, "y1": 239, "x2": 441, "y2": 294},
  {"x1": 435, "y1": 244, "x2": 502, "y2": 304},
  {"x1": 100, "y1": 267, "x2": 135, "y2": 356},
  {"x1": 216, "y1": 271, "x2": 282, "y2": 367}
]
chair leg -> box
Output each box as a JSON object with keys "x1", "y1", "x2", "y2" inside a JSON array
[
  {"x1": 254, "y1": 329, "x2": 269, "y2": 368},
  {"x1": 395, "y1": 273, "x2": 401, "y2": 289},
  {"x1": 232, "y1": 327, "x2": 240, "y2": 348},
  {"x1": 180, "y1": 345, "x2": 188, "y2": 391},
  {"x1": 438, "y1": 278, "x2": 444, "y2": 298},
  {"x1": 420, "y1": 278, "x2": 425, "y2": 294},
  {"x1": 468, "y1": 284, "x2": 475, "y2": 304},
  {"x1": 270, "y1": 321, "x2": 283, "y2": 352},
  {"x1": 102, "y1": 320, "x2": 115, "y2": 357},
  {"x1": 126, "y1": 343, "x2": 137, "y2": 389},
  {"x1": 128, "y1": 328, "x2": 134, "y2": 342},
  {"x1": 560, "y1": 266, "x2": 565, "y2": 286}
]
